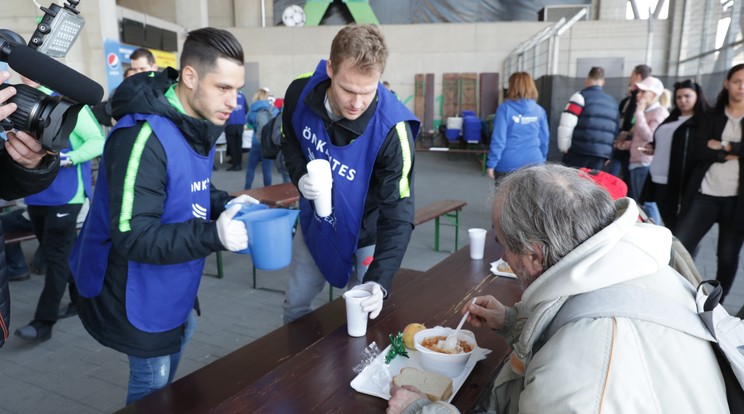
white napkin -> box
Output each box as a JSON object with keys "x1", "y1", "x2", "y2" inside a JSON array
[{"x1": 490, "y1": 259, "x2": 517, "y2": 278}]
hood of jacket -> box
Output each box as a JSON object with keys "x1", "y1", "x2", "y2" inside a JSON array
[
  {"x1": 111, "y1": 68, "x2": 225, "y2": 155},
  {"x1": 523, "y1": 198, "x2": 672, "y2": 307},
  {"x1": 512, "y1": 198, "x2": 673, "y2": 359},
  {"x1": 503, "y1": 98, "x2": 541, "y2": 114}
]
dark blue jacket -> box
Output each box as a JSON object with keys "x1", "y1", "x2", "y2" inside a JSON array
[{"x1": 571, "y1": 86, "x2": 619, "y2": 159}]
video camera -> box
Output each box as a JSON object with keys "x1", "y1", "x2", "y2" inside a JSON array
[{"x1": 0, "y1": 0, "x2": 103, "y2": 152}]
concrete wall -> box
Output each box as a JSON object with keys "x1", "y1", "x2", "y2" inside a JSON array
[
  {"x1": 230, "y1": 19, "x2": 667, "y2": 125},
  {"x1": 0, "y1": 1, "x2": 668, "y2": 128}
]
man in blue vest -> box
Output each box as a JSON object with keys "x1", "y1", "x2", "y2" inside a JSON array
[
  {"x1": 70, "y1": 28, "x2": 252, "y2": 404},
  {"x1": 557, "y1": 66, "x2": 619, "y2": 170},
  {"x1": 224, "y1": 89, "x2": 247, "y2": 170},
  {"x1": 281, "y1": 25, "x2": 420, "y2": 324}
]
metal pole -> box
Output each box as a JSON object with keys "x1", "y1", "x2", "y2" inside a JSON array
[{"x1": 261, "y1": 0, "x2": 266, "y2": 27}]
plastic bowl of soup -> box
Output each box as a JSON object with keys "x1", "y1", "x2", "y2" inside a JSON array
[{"x1": 413, "y1": 326, "x2": 477, "y2": 378}]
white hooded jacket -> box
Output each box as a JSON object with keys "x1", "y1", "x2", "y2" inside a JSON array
[{"x1": 416, "y1": 199, "x2": 728, "y2": 414}]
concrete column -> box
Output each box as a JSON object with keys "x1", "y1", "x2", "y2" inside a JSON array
[{"x1": 176, "y1": 0, "x2": 209, "y2": 31}]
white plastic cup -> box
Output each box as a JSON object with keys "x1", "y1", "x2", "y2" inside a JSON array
[
  {"x1": 306, "y1": 159, "x2": 333, "y2": 217},
  {"x1": 343, "y1": 290, "x2": 371, "y2": 337},
  {"x1": 468, "y1": 228, "x2": 488, "y2": 260}
]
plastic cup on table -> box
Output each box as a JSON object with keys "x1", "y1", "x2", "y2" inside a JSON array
[
  {"x1": 343, "y1": 290, "x2": 371, "y2": 337},
  {"x1": 306, "y1": 159, "x2": 333, "y2": 217},
  {"x1": 468, "y1": 228, "x2": 488, "y2": 260}
]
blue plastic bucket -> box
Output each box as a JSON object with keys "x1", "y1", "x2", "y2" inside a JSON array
[{"x1": 235, "y1": 209, "x2": 299, "y2": 270}]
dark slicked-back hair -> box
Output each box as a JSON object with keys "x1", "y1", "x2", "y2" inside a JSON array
[
  {"x1": 330, "y1": 24, "x2": 388, "y2": 76},
  {"x1": 180, "y1": 27, "x2": 244, "y2": 75},
  {"x1": 130, "y1": 48, "x2": 155, "y2": 65}
]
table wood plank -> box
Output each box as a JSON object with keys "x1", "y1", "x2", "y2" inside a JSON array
[
  {"x1": 213, "y1": 240, "x2": 519, "y2": 413},
  {"x1": 118, "y1": 237, "x2": 520, "y2": 413},
  {"x1": 230, "y1": 183, "x2": 299, "y2": 208},
  {"x1": 117, "y1": 269, "x2": 424, "y2": 414}
]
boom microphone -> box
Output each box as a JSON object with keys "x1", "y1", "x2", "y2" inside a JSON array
[{"x1": 5, "y1": 43, "x2": 103, "y2": 105}]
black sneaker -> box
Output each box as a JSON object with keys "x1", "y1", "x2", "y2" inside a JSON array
[
  {"x1": 57, "y1": 303, "x2": 79, "y2": 319},
  {"x1": 15, "y1": 321, "x2": 52, "y2": 342}
]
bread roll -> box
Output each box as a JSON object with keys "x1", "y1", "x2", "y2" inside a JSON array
[
  {"x1": 392, "y1": 367, "x2": 453, "y2": 401},
  {"x1": 497, "y1": 261, "x2": 513, "y2": 273}
]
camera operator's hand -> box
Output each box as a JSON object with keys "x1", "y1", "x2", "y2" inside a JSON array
[
  {"x1": 5, "y1": 130, "x2": 49, "y2": 169},
  {"x1": 0, "y1": 71, "x2": 17, "y2": 121}
]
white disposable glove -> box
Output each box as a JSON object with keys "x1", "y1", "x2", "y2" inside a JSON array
[
  {"x1": 216, "y1": 204, "x2": 248, "y2": 252},
  {"x1": 59, "y1": 152, "x2": 72, "y2": 167},
  {"x1": 298, "y1": 173, "x2": 328, "y2": 200},
  {"x1": 352, "y1": 282, "x2": 386, "y2": 319},
  {"x1": 229, "y1": 194, "x2": 260, "y2": 206}
]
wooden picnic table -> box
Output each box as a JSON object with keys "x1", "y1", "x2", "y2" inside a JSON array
[
  {"x1": 118, "y1": 235, "x2": 522, "y2": 414},
  {"x1": 230, "y1": 182, "x2": 300, "y2": 208}
]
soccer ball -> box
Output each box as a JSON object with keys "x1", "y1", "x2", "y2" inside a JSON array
[{"x1": 282, "y1": 5, "x2": 306, "y2": 27}]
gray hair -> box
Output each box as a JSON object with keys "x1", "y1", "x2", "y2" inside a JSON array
[{"x1": 494, "y1": 164, "x2": 616, "y2": 270}]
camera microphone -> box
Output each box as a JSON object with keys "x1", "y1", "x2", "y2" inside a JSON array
[{"x1": 4, "y1": 43, "x2": 103, "y2": 105}]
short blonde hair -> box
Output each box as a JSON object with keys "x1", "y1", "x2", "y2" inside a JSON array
[
  {"x1": 329, "y1": 24, "x2": 388, "y2": 76},
  {"x1": 505, "y1": 72, "x2": 538, "y2": 101},
  {"x1": 252, "y1": 88, "x2": 270, "y2": 103}
]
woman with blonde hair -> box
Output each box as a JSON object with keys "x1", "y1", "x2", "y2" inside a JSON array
[
  {"x1": 244, "y1": 87, "x2": 278, "y2": 188},
  {"x1": 486, "y1": 72, "x2": 549, "y2": 181}
]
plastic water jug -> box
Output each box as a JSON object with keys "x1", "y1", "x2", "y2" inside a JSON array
[{"x1": 235, "y1": 209, "x2": 299, "y2": 270}]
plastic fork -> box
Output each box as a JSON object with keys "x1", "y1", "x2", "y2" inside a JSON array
[{"x1": 444, "y1": 298, "x2": 477, "y2": 351}]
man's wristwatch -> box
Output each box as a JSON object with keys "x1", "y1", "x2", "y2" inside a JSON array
[{"x1": 721, "y1": 141, "x2": 730, "y2": 151}]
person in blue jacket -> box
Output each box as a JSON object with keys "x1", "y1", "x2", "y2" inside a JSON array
[
  {"x1": 224, "y1": 90, "x2": 247, "y2": 170},
  {"x1": 243, "y1": 87, "x2": 278, "y2": 187},
  {"x1": 69, "y1": 28, "x2": 253, "y2": 405},
  {"x1": 486, "y1": 72, "x2": 549, "y2": 180}
]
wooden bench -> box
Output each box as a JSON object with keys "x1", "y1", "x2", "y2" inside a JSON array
[
  {"x1": 415, "y1": 199, "x2": 468, "y2": 252},
  {"x1": 5, "y1": 230, "x2": 40, "y2": 245},
  {"x1": 416, "y1": 146, "x2": 489, "y2": 175}
]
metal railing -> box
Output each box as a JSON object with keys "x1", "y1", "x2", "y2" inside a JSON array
[{"x1": 502, "y1": 8, "x2": 586, "y2": 88}]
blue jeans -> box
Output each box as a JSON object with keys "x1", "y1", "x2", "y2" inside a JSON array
[
  {"x1": 244, "y1": 136, "x2": 272, "y2": 189},
  {"x1": 125, "y1": 311, "x2": 197, "y2": 405},
  {"x1": 282, "y1": 229, "x2": 374, "y2": 324}
]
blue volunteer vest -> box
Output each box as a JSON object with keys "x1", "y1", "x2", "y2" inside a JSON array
[
  {"x1": 293, "y1": 60, "x2": 419, "y2": 288},
  {"x1": 24, "y1": 146, "x2": 92, "y2": 206},
  {"x1": 70, "y1": 113, "x2": 215, "y2": 333}
]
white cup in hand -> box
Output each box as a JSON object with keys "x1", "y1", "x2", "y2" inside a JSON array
[{"x1": 306, "y1": 159, "x2": 333, "y2": 217}]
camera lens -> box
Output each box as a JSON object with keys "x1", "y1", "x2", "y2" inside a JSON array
[{"x1": 0, "y1": 83, "x2": 82, "y2": 151}]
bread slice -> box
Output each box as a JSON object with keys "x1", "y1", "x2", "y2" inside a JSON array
[{"x1": 392, "y1": 367, "x2": 453, "y2": 401}]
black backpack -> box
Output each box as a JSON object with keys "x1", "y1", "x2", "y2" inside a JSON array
[{"x1": 260, "y1": 111, "x2": 282, "y2": 159}]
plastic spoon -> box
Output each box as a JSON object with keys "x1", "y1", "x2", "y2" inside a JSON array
[{"x1": 444, "y1": 298, "x2": 477, "y2": 351}]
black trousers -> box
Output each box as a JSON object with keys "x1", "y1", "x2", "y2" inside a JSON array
[
  {"x1": 676, "y1": 194, "x2": 744, "y2": 298},
  {"x1": 27, "y1": 204, "x2": 82, "y2": 323},
  {"x1": 225, "y1": 125, "x2": 244, "y2": 168}
]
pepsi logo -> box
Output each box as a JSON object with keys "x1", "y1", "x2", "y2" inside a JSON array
[{"x1": 107, "y1": 53, "x2": 120, "y2": 70}]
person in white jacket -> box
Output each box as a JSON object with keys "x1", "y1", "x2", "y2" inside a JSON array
[{"x1": 387, "y1": 164, "x2": 728, "y2": 414}]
